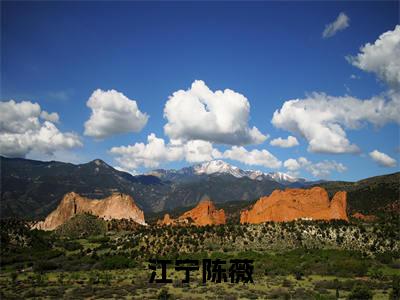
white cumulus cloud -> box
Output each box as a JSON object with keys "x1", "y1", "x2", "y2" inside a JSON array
[
  {"x1": 109, "y1": 134, "x2": 222, "y2": 171},
  {"x1": 109, "y1": 133, "x2": 183, "y2": 170},
  {"x1": 271, "y1": 92, "x2": 399, "y2": 154},
  {"x1": 369, "y1": 150, "x2": 397, "y2": 167},
  {"x1": 84, "y1": 89, "x2": 148, "y2": 139},
  {"x1": 283, "y1": 158, "x2": 300, "y2": 171},
  {"x1": 347, "y1": 25, "x2": 400, "y2": 88},
  {"x1": 163, "y1": 80, "x2": 267, "y2": 145},
  {"x1": 223, "y1": 146, "x2": 281, "y2": 169},
  {"x1": 184, "y1": 140, "x2": 222, "y2": 163},
  {"x1": 110, "y1": 134, "x2": 282, "y2": 172},
  {"x1": 0, "y1": 100, "x2": 41, "y2": 134},
  {"x1": 270, "y1": 136, "x2": 299, "y2": 148},
  {"x1": 40, "y1": 110, "x2": 60, "y2": 123},
  {"x1": 307, "y1": 160, "x2": 347, "y2": 178},
  {"x1": 322, "y1": 12, "x2": 350, "y2": 38},
  {"x1": 0, "y1": 100, "x2": 82, "y2": 158},
  {"x1": 284, "y1": 157, "x2": 346, "y2": 178}
]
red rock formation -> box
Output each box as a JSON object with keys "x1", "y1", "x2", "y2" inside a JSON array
[
  {"x1": 157, "y1": 213, "x2": 176, "y2": 226},
  {"x1": 352, "y1": 212, "x2": 377, "y2": 222},
  {"x1": 33, "y1": 192, "x2": 146, "y2": 230},
  {"x1": 240, "y1": 187, "x2": 348, "y2": 224},
  {"x1": 158, "y1": 198, "x2": 226, "y2": 226}
]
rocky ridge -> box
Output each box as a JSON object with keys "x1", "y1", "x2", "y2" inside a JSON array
[
  {"x1": 33, "y1": 192, "x2": 146, "y2": 230},
  {"x1": 157, "y1": 197, "x2": 226, "y2": 226},
  {"x1": 240, "y1": 187, "x2": 348, "y2": 224}
]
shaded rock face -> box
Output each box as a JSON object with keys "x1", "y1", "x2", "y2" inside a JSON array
[
  {"x1": 33, "y1": 192, "x2": 146, "y2": 230},
  {"x1": 240, "y1": 187, "x2": 348, "y2": 224},
  {"x1": 158, "y1": 198, "x2": 226, "y2": 226}
]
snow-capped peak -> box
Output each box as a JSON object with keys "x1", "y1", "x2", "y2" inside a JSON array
[
  {"x1": 193, "y1": 160, "x2": 246, "y2": 178},
  {"x1": 265, "y1": 171, "x2": 299, "y2": 183},
  {"x1": 193, "y1": 160, "x2": 303, "y2": 183},
  {"x1": 148, "y1": 160, "x2": 305, "y2": 184}
]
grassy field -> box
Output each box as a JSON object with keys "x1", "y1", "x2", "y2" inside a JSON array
[{"x1": 0, "y1": 256, "x2": 398, "y2": 299}]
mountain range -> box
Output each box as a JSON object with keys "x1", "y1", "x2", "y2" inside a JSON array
[
  {"x1": 1, "y1": 156, "x2": 398, "y2": 219},
  {"x1": 148, "y1": 160, "x2": 305, "y2": 184}
]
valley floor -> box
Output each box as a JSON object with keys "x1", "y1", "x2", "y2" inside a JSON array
[{"x1": 1, "y1": 217, "x2": 399, "y2": 299}]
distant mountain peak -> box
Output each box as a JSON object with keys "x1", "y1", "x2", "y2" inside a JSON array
[
  {"x1": 149, "y1": 159, "x2": 305, "y2": 184},
  {"x1": 89, "y1": 159, "x2": 110, "y2": 168},
  {"x1": 193, "y1": 160, "x2": 245, "y2": 178},
  {"x1": 193, "y1": 160, "x2": 304, "y2": 183},
  {"x1": 265, "y1": 171, "x2": 300, "y2": 183}
]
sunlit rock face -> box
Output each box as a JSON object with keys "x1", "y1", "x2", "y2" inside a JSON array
[
  {"x1": 158, "y1": 197, "x2": 226, "y2": 226},
  {"x1": 240, "y1": 187, "x2": 348, "y2": 224},
  {"x1": 33, "y1": 192, "x2": 146, "y2": 230}
]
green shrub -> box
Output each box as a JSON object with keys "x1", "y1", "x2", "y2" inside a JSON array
[
  {"x1": 88, "y1": 272, "x2": 100, "y2": 284},
  {"x1": 34, "y1": 260, "x2": 59, "y2": 272},
  {"x1": 294, "y1": 267, "x2": 304, "y2": 280},
  {"x1": 88, "y1": 236, "x2": 110, "y2": 243},
  {"x1": 100, "y1": 255, "x2": 135, "y2": 269},
  {"x1": 62, "y1": 241, "x2": 83, "y2": 251},
  {"x1": 158, "y1": 289, "x2": 171, "y2": 300},
  {"x1": 55, "y1": 213, "x2": 106, "y2": 239},
  {"x1": 348, "y1": 283, "x2": 373, "y2": 300},
  {"x1": 376, "y1": 252, "x2": 393, "y2": 264},
  {"x1": 10, "y1": 272, "x2": 18, "y2": 284},
  {"x1": 389, "y1": 276, "x2": 400, "y2": 300}
]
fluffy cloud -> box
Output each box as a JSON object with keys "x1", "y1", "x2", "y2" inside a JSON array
[
  {"x1": 307, "y1": 160, "x2": 347, "y2": 178},
  {"x1": 369, "y1": 150, "x2": 397, "y2": 167},
  {"x1": 322, "y1": 12, "x2": 350, "y2": 38},
  {"x1": 163, "y1": 80, "x2": 267, "y2": 145},
  {"x1": 271, "y1": 92, "x2": 400, "y2": 154},
  {"x1": 84, "y1": 89, "x2": 148, "y2": 139},
  {"x1": 283, "y1": 158, "x2": 300, "y2": 171},
  {"x1": 223, "y1": 146, "x2": 282, "y2": 169},
  {"x1": 0, "y1": 100, "x2": 41, "y2": 133},
  {"x1": 109, "y1": 134, "x2": 183, "y2": 170},
  {"x1": 284, "y1": 157, "x2": 346, "y2": 178},
  {"x1": 110, "y1": 133, "x2": 281, "y2": 172},
  {"x1": 274, "y1": 26, "x2": 400, "y2": 154},
  {"x1": 109, "y1": 134, "x2": 222, "y2": 171},
  {"x1": 184, "y1": 140, "x2": 222, "y2": 163},
  {"x1": 0, "y1": 100, "x2": 82, "y2": 157},
  {"x1": 347, "y1": 25, "x2": 400, "y2": 88},
  {"x1": 40, "y1": 111, "x2": 60, "y2": 123},
  {"x1": 270, "y1": 136, "x2": 299, "y2": 148}
]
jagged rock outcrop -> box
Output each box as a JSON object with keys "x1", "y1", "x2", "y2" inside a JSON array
[
  {"x1": 33, "y1": 192, "x2": 146, "y2": 230},
  {"x1": 240, "y1": 187, "x2": 348, "y2": 224},
  {"x1": 158, "y1": 197, "x2": 226, "y2": 226},
  {"x1": 156, "y1": 213, "x2": 176, "y2": 226}
]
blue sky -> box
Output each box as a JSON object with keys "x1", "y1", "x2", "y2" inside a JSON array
[{"x1": 1, "y1": 1, "x2": 399, "y2": 181}]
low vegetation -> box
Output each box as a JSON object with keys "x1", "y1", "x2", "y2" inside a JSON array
[{"x1": 1, "y1": 215, "x2": 399, "y2": 299}]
